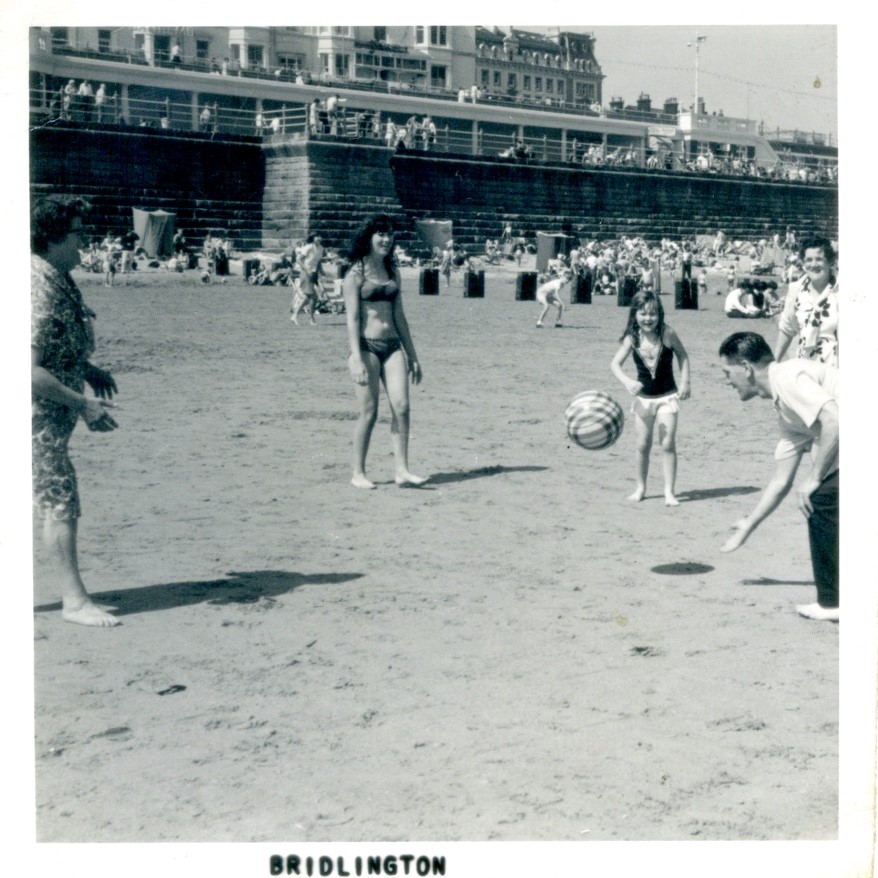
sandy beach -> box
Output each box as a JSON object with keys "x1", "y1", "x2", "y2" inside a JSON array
[{"x1": 31, "y1": 257, "x2": 840, "y2": 846}]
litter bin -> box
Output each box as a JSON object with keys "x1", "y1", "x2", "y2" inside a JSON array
[
  {"x1": 571, "y1": 273, "x2": 592, "y2": 304},
  {"x1": 675, "y1": 278, "x2": 698, "y2": 310},
  {"x1": 213, "y1": 252, "x2": 229, "y2": 276},
  {"x1": 419, "y1": 268, "x2": 439, "y2": 295},
  {"x1": 464, "y1": 270, "x2": 485, "y2": 298},
  {"x1": 617, "y1": 276, "x2": 637, "y2": 307},
  {"x1": 516, "y1": 272, "x2": 538, "y2": 301}
]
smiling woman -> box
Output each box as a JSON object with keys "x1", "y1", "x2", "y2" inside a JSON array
[
  {"x1": 342, "y1": 214, "x2": 427, "y2": 490},
  {"x1": 31, "y1": 195, "x2": 121, "y2": 627},
  {"x1": 775, "y1": 235, "x2": 839, "y2": 367}
]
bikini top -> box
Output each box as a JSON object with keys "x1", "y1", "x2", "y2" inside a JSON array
[
  {"x1": 354, "y1": 261, "x2": 400, "y2": 302},
  {"x1": 361, "y1": 279, "x2": 400, "y2": 302}
]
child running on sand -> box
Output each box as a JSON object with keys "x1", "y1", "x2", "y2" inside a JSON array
[{"x1": 610, "y1": 290, "x2": 690, "y2": 505}]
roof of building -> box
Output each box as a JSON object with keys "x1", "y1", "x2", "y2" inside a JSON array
[{"x1": 475, "y1": 26, "x2": 563, "y2": 54}]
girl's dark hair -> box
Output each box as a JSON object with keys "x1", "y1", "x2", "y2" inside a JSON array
[
  {"x1": 347, "y1": 214, "x2": 396, "y2": 275},
  {"x1": 620, "y1": 290, "x2": 665, "y2": 345},
  {"x1": 31, "y1": 196, "x2": 90, "y2": 253}
]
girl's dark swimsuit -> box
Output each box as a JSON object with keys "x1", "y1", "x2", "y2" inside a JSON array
[
  {"x1": 359, "y1": 336, "x2": 402, "y2": 363},
  {"x1": 631, "y1": 341, "x2": 677, "y2": 397}
]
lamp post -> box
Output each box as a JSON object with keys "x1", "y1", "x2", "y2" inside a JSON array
[{"x1": 687, "y1": 33, "x2": 706, "y2": 116}]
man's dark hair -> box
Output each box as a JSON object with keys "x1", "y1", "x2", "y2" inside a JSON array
[
  {"x1": 718, "y1": 332, "x2": 775, "y2": 365},
  {"x1": 31, "y1": 196, "x2": 90, "y2": 253}
]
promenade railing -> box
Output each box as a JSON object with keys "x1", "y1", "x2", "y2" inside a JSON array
[{"x1": 29, "y1": 87, "x2": 838, "y2": 186}]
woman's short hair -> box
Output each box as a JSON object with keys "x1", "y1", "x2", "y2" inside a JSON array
[
  {"x1": 797, "y1": 235, "x2": 835, "y2": 263},
  {"x1": 31, "y1": 196, "x2": 90, "y2": 253}
]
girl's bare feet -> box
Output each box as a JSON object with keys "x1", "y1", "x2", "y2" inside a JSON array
[
  {"x1": 351, "y1": 474, "x2": 376, "y2": 489},
  {"x1": 62, "y1": 601, "x2": 120, "y2": 627},
  {"x1": 627, "y1": 486, "x2": 646, "y2": 502}
]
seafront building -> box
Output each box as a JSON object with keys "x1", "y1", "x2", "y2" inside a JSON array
[
  {"x1": 29, "y1": 25, "x2": 836, "y2": 173},
  {"x1": 29, "y1": 25, "x2": 837, "y2": 252}
]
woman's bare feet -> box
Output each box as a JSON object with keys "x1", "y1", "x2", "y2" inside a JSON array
[
  {"x1": 351, "y1": 474, "x2": 376, "y2": 489},
  {"x1": 62, "y1": 601, "x2": 120, "y2": 627},
  {"x1": 664, "y1": 493, "x2": 680, "y2": 507},
  {"x1": 627, "y1": 486, "x2": 646, "y2": 502},
  {"x1": 395, "y1": 472, "x2": 428, "y2": 487}
]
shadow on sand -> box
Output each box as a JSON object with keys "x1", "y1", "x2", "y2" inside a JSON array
[
  {"x1": 34, "y1": 570, "x2": 363, "y2": 617},
  {"x1": 425, "y1": 465, "x2": 548, "y2": 486},
  {"x1": 676, "y1": 485, "x2": 760, "y2": 502},
  {"x1": 651, "y1": 562, "x2": 715, "y2": 575},
  {"x1": 739, "y1": 576, "x2": 814, "y2": 587}
]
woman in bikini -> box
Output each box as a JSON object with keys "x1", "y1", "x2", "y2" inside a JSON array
[{"x1": 343, "y1": 215, "x2": 427, "y2": 489}]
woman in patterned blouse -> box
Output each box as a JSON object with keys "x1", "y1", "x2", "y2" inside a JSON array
[
  {"x1": 32, "y1": 196, "x2": 120, "y2": 627},
  {"x1": 775, "y1": 236, "x2": 839, "y2": 367}
]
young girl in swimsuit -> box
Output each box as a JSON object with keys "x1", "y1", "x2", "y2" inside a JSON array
[
  {"x1": 342, "y1": 215, "x2": 427, "y2": 489},
  {"x1": 610, "y1": 291, "x2": 690, "y2": 506}
]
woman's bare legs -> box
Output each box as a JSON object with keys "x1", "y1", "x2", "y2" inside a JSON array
[
  {"x1": 382, "y1": 351, "x2": 427, "y2": 486},
  {"x1": 351, "y1": 352, "x2": 381, "y2": 488},
  {"x1": 44, "y1": 517, "x2": 119, "y2": 627}
]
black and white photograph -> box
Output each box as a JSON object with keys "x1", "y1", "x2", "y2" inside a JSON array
[{"x1": 9, "y1": 10, "x2": 876, "y2": 878}]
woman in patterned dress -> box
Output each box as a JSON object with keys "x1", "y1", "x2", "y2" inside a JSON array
[
  {"x1": 775, "y1": 236, "x2": 839, "y2": 367},
  {"x1": 32, "y1": 196, "x2": 120, "y2": 627}
]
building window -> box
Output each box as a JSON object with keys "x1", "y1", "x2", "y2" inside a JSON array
[
  {"x1": 319, "y1": 52, "x2": 329, "y2": 74},
  {"x1": 523, "y1": 75, "x2": 531, "y2": 90},
  {"x1": 374, "y1": 27, "x2": 386, "y2": 42},
  {"x1": 335, "y1": 54, "x2": 350, "y2": 77},
  {"x1": 332, "y1": 27, "x2": 349, "y2": 35},
  {"x1": 429, "y1": 26, "x2": 447, "y2": 46},
  {"x1": 481, "y1": 68, "x2": 489, "y2": 86},
  {"x1": 97, "y1": 30, "x2": 111, "y2": 53},
  {"x1": 134, "y1": 33, "x2": 144, "y2": 53},
  {"x1": 493, "y1": 70, "x2": 501, "y2": 87},
  {"x1": 248, "y1": 44, "x2": 264, "y2": 68},
  {"x1": 230, "y1": 44, "x2": 240, "y2": 61},
  {"x1": 546, "y1": 78, "x2": 553, "y2": 93},
  {"x1": 507, "y1": 72, "x2": 516, "y2": 92},
  {"x1": 196, "y1": 40, "x2": 209, "y2": 60},
  {"x1": 50, "y1": 27, "x2": 68, "y2": 50},
  {"x1": 153, "y1": 35, "x2": 170, "y2": 62},
  {"x1": 277, "y1": 54, "x2": 304, "y2": 71},
  {"x1": 534, "y1": 76, "x2": 542, "y2": 91},
  {"x1": 558, "y1": 79, "x2": 565, "y2": 94},
  {"x1": 415, "y1": 26, "x2": 424, "y2": 44},
  {"x1": 430, "y1": 65, "x2": 446, "y2": 88}
]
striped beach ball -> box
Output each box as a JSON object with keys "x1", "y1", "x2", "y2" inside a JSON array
[{"x1": 565, "y1": 391, "x2": 625, "y2": 450}]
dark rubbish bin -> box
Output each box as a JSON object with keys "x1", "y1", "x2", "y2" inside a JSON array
[
  {"x1": 419, "y1": 268, "x2": 440, "y2": 295},
  {"x1": 464, "y1": 269, "x2": 485, "y2": 298},
  {"x1": 617, "y1": 276, "x2": 637, "y2": 307},
  {"x1": 570, "y1": 273, "x2": 592, "y2": 304},
  {"x1": 675, "y1": 278, "x2": 699, "y2": 310},
  {"x1": 213, "y1": 252, "x2": 230, "y2": 276},
  {"x1": 515, "y1": 272, "x2": 538, "y2": 301},
  {"x1": 242, "y1": 258, "x2": 260, "y2": 280}
]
